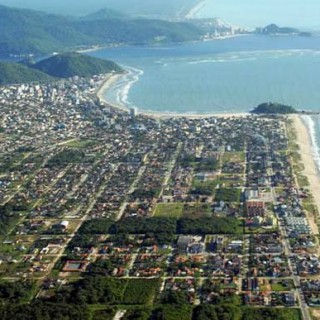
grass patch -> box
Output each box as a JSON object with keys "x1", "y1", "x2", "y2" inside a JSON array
[
  {"x1": 65, "y1": 139, "x2": 96, "y2": 148},
  {"x1": 190, "y1": 178, "x2": 219, "y2": 196},
  {"x1": 182, "y1": 203, "x2": 212, "y2": 219},
  {"x1": 154, "y1": 203, "x2": 184, "y2": 218},
  {"x1": 297, "y1": 174, "x2": 310, "y2": 187},
  {"x1": 215, "y1": 188, "x2": 241, "y2": 202},
  {"x1": 219, "y1": 175, "x2": 244, "y2": 187},
  {"x1": 303, "y1": 201, "x2": 319, "y2": 215},
  {"x1": 152, "y1": 304, "x2": 193, "y2": 320},
  {"x1": 270, "y1": 279, "x2": 294, "y2": 291},
  {"x1": 222, "y1": 152, "x2": 245, "y2": 163}
]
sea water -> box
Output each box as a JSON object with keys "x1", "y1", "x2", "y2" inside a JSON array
[
  {"x1": 88, "y1": 35, "x2": 320, "y2": 114},
  {"x1": 87, "y1": 34, "x2": 320, "y2": 172}
]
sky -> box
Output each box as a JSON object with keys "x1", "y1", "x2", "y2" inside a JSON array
[{"x1": 198, "y1": 0, "x2": 320, "y2": 29}]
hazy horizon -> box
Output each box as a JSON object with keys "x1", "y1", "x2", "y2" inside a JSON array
[
  {"x1": 198, "y1": 0, "x2": 320, "y2": 29},
  {"x1": 0, "y1": 0, "x2": 319, "y2": 29}
]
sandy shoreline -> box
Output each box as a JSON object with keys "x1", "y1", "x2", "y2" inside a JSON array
[
  {"x1": 96, "y1": 73, "x2": 130, "y2": 113},
  {"x1": 96, "y1": 73, "x2": 250, "y2": 119},
  {"x1": 292, "y1": 114, "x2": 320, "y2": 225}
]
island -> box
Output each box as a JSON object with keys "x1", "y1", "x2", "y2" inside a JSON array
[
  {"x1": 251, "y1": 102, "x2": 319, "y2": 115},
  {"x1": 256, "y1": 24, "x2": 312, "y2": 37},
  {"x1": 251, "y1": 102, "x2": 297, "y2": 114}
]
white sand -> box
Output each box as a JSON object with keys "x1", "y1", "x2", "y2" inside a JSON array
[
  {"x1": 96, "y1": 73, "x2": 129, "y2": 113},
  {"x1": 292, "y1": 114, "x2": 320, "y2": 234}
]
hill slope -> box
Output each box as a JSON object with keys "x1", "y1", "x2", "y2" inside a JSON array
[
  {"x1": 82, "y1": 8, "x2": 127, "y2": 21},
  {"x1": 0, "y1": 0, "x2": 199, "y2": 18},
  {"x1": 258, "y1": 24, "x2": 300, "y2": 35},
  {"x1": 0, "y1": 62, "x2": 54, "y2": 85},
  {"x1": 0, "y1": 5, "x2": 203, "y2": 56},
  {"x1": 0, "y1": 5, "x2": 95, "y2": 55},
  {"x1": 31, "y1": 53, "x2": 123, "y2": 78}
]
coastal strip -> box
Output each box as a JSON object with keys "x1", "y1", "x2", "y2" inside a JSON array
[
  {"x1": 96, "y1": 73, "x2": 130, "y2": 113},
  {"x1": 292, "y1": 114, "x2": 320, "y2": 216}
]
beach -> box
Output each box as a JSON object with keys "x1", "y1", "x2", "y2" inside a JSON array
[
  {"x1": 96, "y1": 73, "x2": 130, "y2": 113},
  {"x1": 292, "y1": 114, "x2": 320, "y2": 234}
]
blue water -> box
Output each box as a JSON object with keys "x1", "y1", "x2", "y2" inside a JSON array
[{"x1": 88, "y1": 35, "x2": 320, "y2": 114}]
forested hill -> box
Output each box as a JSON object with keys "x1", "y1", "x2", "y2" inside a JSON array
[
  {"x1": 0, "y1": 5, "x2": 203, "y2": 56},
  {"x1": 0, "y1": 62, "x2": 54, "y2": 85},
  {"x1": 0, "y1": 53, "x2": 122, "y2": 85},
  {"x1": 0, "y1": 0, "x2": 199, "y2": 17},
  {"x1": 32, "y1": 53, "x2": 123, "y2": 78},
  {"x1": 251, "y1": 103, "x2": 297, "y2": 114}
]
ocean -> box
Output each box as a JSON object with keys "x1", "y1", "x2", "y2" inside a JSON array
[
  {"x1": 87, "y1": 34, "x2": 320, "y2": 170},
  {"x1": 88, "y1": 35, "x2": 320, "y2": 115}
]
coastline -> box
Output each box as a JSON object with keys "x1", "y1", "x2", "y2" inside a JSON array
[
  {"x1": 96, "y1": 73, "x2": 249, "y2": 119},
  {"x1": 203, "y1": 34, "x2": 251, "y2": 42},
  {"x1": 141, "y1": 111, "x2": 250, "y2": 119},
  {"x1": 96, "y1": 73, "x2": 130, "y2": 113},
  {"x1": 292, "y1": 114, "x2": 320, "y2": 229}
]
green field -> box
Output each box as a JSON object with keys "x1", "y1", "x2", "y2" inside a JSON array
[
  {"x1": 154, "y1": 203, "x2": 184, "y2": 218},
  {"x1": 65, "y1": 139, "x2": 96, "y2": 148},
  {"x1": 271, "y1": 282, "x2": 294, "y2": 291},
  {"x1": 222, "y1": 151, "x2": 245, "y2": 163}
]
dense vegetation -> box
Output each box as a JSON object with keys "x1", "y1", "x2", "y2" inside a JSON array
[
  {"x1": 241, "y1": 308, "x2": 301, "y2": 320},
  {"x1": 0, "y1": 52, "x2": 123, "y2": 85},
  {"x1": 0, "y1": 278, "x2": 301, "y2": 320},
  {"x1": 53, "y1": 276, "x2": 160, "y2": 305},
  {"x1": 0, "y1": 280, "x2": 34, "y2": 303},
  {"x1": 177, "y1": 217, "x2": 243, "y2": 234},
  {"x1": 0, "y1": 5, "x2": 203, "y2": 56},
  {"x1": 0, "y1": 62, "x2": 53, "y2": 85},
  {"x1": 33, "y1": 52, "x2": 123, "y2": 78},
  {"x1": 46, "y1": 149, "x2": 85, "y2": 168},
  {"x1": 0, "y1": 203, "x2": 28, "y2": 236},
  {"x1": 215, "y1": 188, "x2": 241, "y2": 202},
  {"x1": 251, "y1": 102, "x2": 297, "y2": 114},
  {"x1": 0, "y1": 301, "x2": 89, "y2": 320},
  {"x1": 0, "y1": 302, "x2": 302, "y2": 320},
  {"x1": 111, "y1": 217, "x2": 177, "y2": 235},
  {"x1": 78, "y1": 216, "x2": 243, "y2": 236}
]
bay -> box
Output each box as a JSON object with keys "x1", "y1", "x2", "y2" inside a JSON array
[{"x1": 88, "y1": 35, "x2": 320, "y2": 114}]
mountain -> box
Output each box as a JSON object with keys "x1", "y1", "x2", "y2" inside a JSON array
[
  {"x1": 257, "y1": 24, "x2": 300, "y2": 35},
  {"x1": 74, "y1": 18, "x2": 202, "y2": 45},
  {"x1": 0, "y1": 5, "x2": 203, "y2": 56},
  {"x1": 0, "y1": 5, "x2": 95, "y2": 56},
  {"x1": 82, "y1": 8, "x2": 127, "y2": 21},
  {"x1": 0, "y1": 53, "x2": 123, "y2": 85},
  {"x1": 31, "y1": 53, "x2": 123, "y2": 78},
  {"x1": 0, "y1": 0, "x2": 199, "y2": 18},
  {"x1": 0, "y1": 62, "x2": 54, "y2": 85}
]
